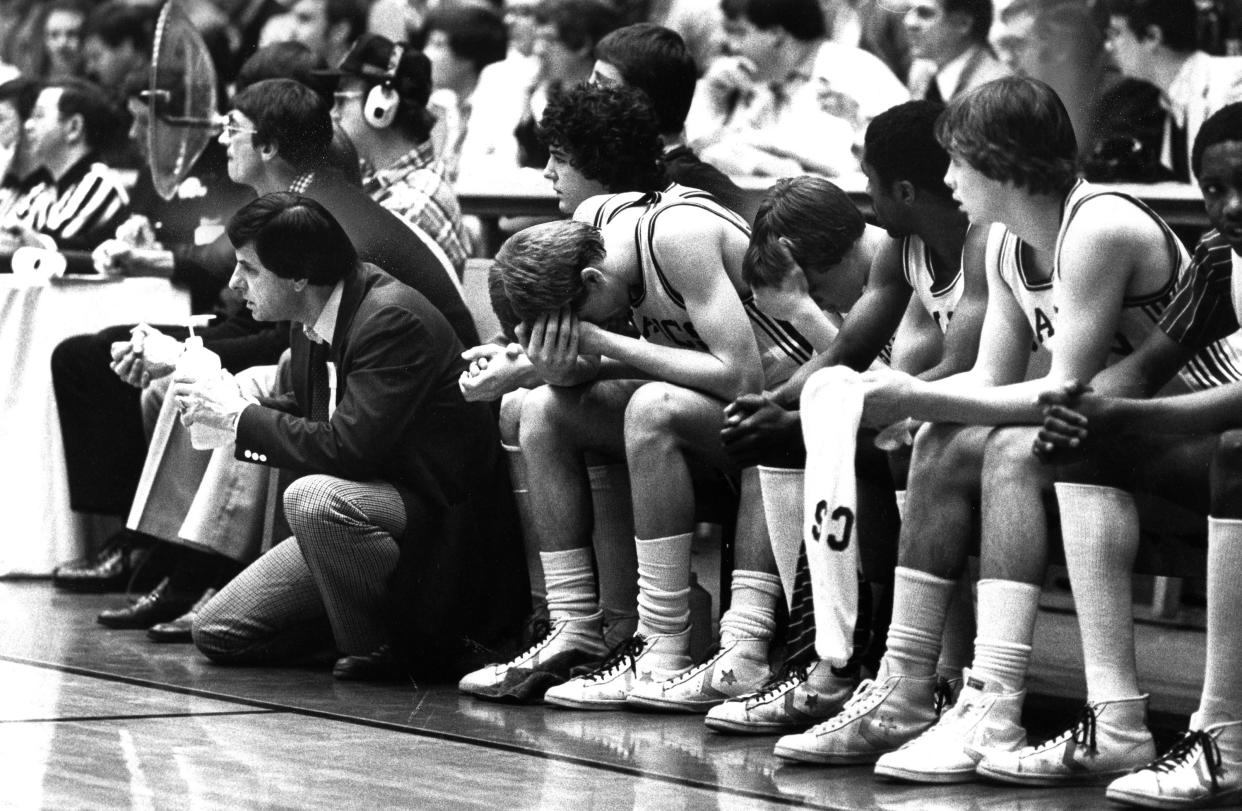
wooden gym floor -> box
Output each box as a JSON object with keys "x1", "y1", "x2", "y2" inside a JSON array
[{"x1": 0, "y1": 579, "x2": 1206, "y2": 809}]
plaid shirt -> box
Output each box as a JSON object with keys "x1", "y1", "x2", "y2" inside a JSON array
[{"x1": 362, "y1": 141, "x2": 468, "y2": 278}]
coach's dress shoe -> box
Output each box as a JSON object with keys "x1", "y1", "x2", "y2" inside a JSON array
[
  {"x1": 333, "y1": 645, "x2": 407, "y2": 682},
  {"x1": 53, "y1": 533, "x2": 152, "y2": 593},
  {"x1": 97, "y1": 578, "x2": 198, "y2": 630},
  {"x1": 147, "y1": 588, "x2": 217, "y2": 643}
]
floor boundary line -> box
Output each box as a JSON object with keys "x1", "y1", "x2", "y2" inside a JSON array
[
  {"x1": 0, "y1": 653, "x2": 834, "y2": 810},
  {"x1": 0, "y1": 709, "x2": 282, "y2": 724}
]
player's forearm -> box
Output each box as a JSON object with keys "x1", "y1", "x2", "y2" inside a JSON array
[
  {"x1": 592, "y1": 332, "x2": 760, "y2": 400},
  {"x1": 904, "y1": 377, "x2": 1046, "y2": 425},
  {"x1": 1110, "y1": 384, "x2": 1242, "y2": 435}
]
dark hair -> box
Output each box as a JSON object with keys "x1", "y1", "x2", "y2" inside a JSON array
[
  {"x1": 535, "y1": 0, "x2": 623, "y2": 53},
  {"x1": 236, "y1": 42, "x2": 329, "y2": 95},
  {"x1": 720, "y1": 0, "x2": 826, "y2": 42},
  {"x1": 0, "y1": 77, "x2": 40, "y2": 121},
  {"x1": 538, "y1": 83, "x2": 665, "y2": 193},
  {"x1": 326, "y1": 0, "x2": 368, "y2": 44},
  {"x1": 936, "y1": 76, "x2": 1078, "y2": 197},
  {"x1": 744, "y1": 176, "x2": 864, "y2": 288},
  {"x1": 83, "y1": 1, "x2": 154, "y2": 52},
  {"x1": 226, "y1": 192, "x2": 358, "y2": 285},
  {"x1": 1105, "y1": 0, "x2": 1198, "y2": 53},
  {"x1": 944, "y1": 0, "x2": 993, "y2": 44},
  {"x1": 424, "y1": 3, "x2": 508, "y2": 73},
  {"x1": 594, "y1": 23, "x2": 696, "y2": 135},
  {"x1": 1192, "y1": 102, "x2": 1242, "y2": 179},
  {"x1": 490, "y1": 219, "x2": 605, "y2": 321},
  {"x1": 864, "y1": 100, "x2": 953, "y2": 200},
  {"x1": 50, "y1": 79, "x2": 123, "y2": 153},
  {"x1": 231, "y1": 79, "x2": 333, "y2": 172}
]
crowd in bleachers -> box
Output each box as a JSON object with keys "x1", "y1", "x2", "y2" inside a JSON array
[{"x1": 9, "y1": 0, "x2": 1242, "y2": 808}]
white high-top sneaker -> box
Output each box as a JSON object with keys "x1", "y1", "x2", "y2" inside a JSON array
[
  {"x1": 977, "y1": 695, "x2": 1156, "y2": 786},
  {"x1": 773, "y1": 666, "x2": 939, "y2": 765},
  {"x1": 873, "y1": 668, "x2": 1027, "y2": 783},
  {"x1": 626, "y1": 633, "x2": 771, "y2": 713},
  {"x1": 705, "y1": 658, "x2": 858, "y2": 734},
  {"x1": 1106, "y1": 714, "x2": 1242, "y2": 808},
  {"x1": 457, "y1": 612, "x2": 608, "y2": 697},
  {"x1": 543, "y1": 628, "x2": 693, "y2": 710}
]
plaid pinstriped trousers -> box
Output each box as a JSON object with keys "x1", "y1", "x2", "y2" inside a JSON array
[{"x1": 192, "y1": 474, "x2": 406, "y2": 662}]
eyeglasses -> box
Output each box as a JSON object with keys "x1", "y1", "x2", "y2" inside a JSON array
[{"x1": 216, "y1": 113, "x2": 256, "y2": 137}]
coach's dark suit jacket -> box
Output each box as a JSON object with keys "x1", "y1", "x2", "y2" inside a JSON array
[{"x1": 235, "y1": 262, "x2": 527, "y2": 676}]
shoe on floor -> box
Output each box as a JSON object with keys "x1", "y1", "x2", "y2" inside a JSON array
[
  {"x1": 458, "y1": 611, "x2": 608, "y2": 698},
  {"x1": 977, "y1": 695, "x2": 1155, "y2": 786},
  {"x1": 53, "y1": 533, "x2": 152, "y2": 593},
  {"x1": 1106, "y1": 714, "x2": 1242, "y2": 808},
  {"x1": 705, "y1": 658, "x2": 857, "y2": 735},
  {"x1": 626, "y1": 634, "x2": 771, "y2": 713},
  {"x1": 773, "y1": 666, "x2": 938, "y2": 765},
  {"x1": 543, "y1": 628, "x2": 693, "y2": 711},
  {"x1": 333, "y1": 644, "x2": 406, "y2": 681},
  {"x1": 147, "y1": 588, "x2": 218, "y2": 643},
  {"x1": 96, "y1": 578, "x2": 198, "y2": 630},
  {"x1": 874, "y1": 668, "x2": 1027, "y2": 784}
]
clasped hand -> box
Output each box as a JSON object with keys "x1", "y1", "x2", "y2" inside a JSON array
[
  {"x1": 109, "y1": 325, "x2": 182, "y2": 389},
  {"x1": 459, "y1": 341, "x2": 529, "y2": 401},
  {"x1": 1032, "y1": 379, "x2": 1097, "y2": 462},
  {"x1": 721, "y1": 392, "x2": 804, "y2": 468}
]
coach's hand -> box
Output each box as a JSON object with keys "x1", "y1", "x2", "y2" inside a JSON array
[
  {"x1": 170, "y1": 368, "x2": 246, "y2": 431},
  {"x1": 721, "y1": 393, "x2": 805, "y2": 468},
  {"x1": 519, "y1": 307, "x2": 581, "y2": 386}
]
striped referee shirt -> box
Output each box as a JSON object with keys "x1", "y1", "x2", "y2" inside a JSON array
[
  {"x1": 1158, "y1": 229, "x2": 1242, "y2": 388},
  {"x1": 361, "y1": 141, "x2": 469, "y2": 279},
  {"x1": 12, "y1": 156, "x2": 129, "y2": 252}
]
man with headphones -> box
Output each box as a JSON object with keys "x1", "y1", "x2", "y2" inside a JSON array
[{"x1": 324, "y1": 34, "x2": 470, "y2": 279}]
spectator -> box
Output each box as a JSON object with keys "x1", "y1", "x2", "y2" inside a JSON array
[
  {"x1": 903, "y1": 0, "x2": 1007, "y2": 102},
  {"x1": 648, "y1": 0, "x2": 725, "y2": 73},
  {"x1": 825, "y1": 0, "x2": 912, "y2": 84},
  {"x1": 998, "y1": 0, "x2": 1169, "y2": 182},
  {"x1": 39, "y1": 0, "x2": 87, "y2": 81},
  {"x1": 0, "y1": 78, "x2": 41, "y2": 224},
  {"x1": 82, "y1": 2, "x2": 156, "y2": 92},
  {"x1": 1104, "y1": 0, "x2": 1242, "y2": 182},
  {"x1": 2, "y1": 80, "x2": 128, "y2": 256},
  {"x1": 268, "y1": 0, "x2": 368, "y2": 68},
  {"x1": 326, "y1": 33, "x2": 472, "y2": 277},
  {"x1": 685, "y1": 0, "x2": 908, "y2": 177},
  {"x1": 593, "y1": 22, "x2": 755, "y2": 220},
  {"x1": 423, "y1": 2, "x2": 509, "y2": 179}
]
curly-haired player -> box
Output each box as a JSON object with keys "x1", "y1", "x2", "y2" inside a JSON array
[{"x1": 538, "y1": 82, "x2": 665, "y2": 214}]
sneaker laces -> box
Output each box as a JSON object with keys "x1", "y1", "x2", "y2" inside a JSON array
[
  {"x1": 1148, "y1": 730, "x2": 1223, "y2": 791},
  {"x1": 499, "y1": 619, "x2": 558, "y2": 668},
  {"x1": 743, "y1": 661, "x2": 809, "y2": 707},
  {"x1": 820, "y1": 678, "x2": 883, "y2": 726},
  {"x1": 667, "y1": 642, "x2": 725, "y2": 685},
  {"x1": 1025, "y1": 703, "x2": 1099, "y2": 755},
  {"x1": 581, "y1": 634, "x2": 648, "y2": 683},
  {"x1": 934, "y1": 678, "x2": 956, "y2": 716}
]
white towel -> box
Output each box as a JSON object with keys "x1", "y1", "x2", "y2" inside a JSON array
[{"x1": 800, "y1": 366, "x2": 864, "y2": 667}]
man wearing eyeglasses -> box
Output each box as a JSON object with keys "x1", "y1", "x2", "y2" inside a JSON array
[{"x1": 323, "y1": 33, "x2": 470, "y2": 278}]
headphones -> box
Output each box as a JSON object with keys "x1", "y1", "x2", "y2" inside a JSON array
[{"x1": 364, "y1": 44, "x2": 405, "y2": 129}]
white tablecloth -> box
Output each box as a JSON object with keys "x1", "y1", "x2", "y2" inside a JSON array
[{"x1": 0, "y1": 276, "x2": 190, "y2": 575}]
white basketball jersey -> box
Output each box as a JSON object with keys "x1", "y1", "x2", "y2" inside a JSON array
[
  {"x1": 901, "y1": 234, "x2": 963, "y2": 335},
  {"x1": 581, "y1": 183, "x2": 813, "y2": 388}
]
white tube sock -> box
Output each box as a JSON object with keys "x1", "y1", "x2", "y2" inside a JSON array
[
  {"x1": 885, "y1": 566, "x2": 954, "y2": 678},
  {"x1": 1200, "y1": 517, "x2": 1242, "y2": 726},
  {"x1": 720, "y1": 570, "x2": 782, "y2": 642},
  {"x1": 542, "y1": 547, "x2": 598, "y2": 621},
  {"x1": 636, "y1": 532, "x2": 694, "y2": 637},
  {"x1": 1056, "y1": 483, "x2": 1142, "y2": 703},
  {"x1": 972, "y1": 578, "x2": 1040, "y2": 691}
]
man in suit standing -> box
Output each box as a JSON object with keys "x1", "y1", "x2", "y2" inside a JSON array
[
  {"x1": 1105, "y1": 0, "x2": 1242, "y2": 182},
  {"x1": 175, "y1": 193, "x2": 522, "y2": 679},
  {"x1": 903, "y1": 0, "x2": 1006, "y2": 103}
]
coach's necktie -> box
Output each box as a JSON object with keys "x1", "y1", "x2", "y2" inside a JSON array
[
  {"x1": 924, "y1": 75, "x2": 944, "y2": 104},
  {"x1": 308, "y1": 341, "x2": 331, "y2": 422}
]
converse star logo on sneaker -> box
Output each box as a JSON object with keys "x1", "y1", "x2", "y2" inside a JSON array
[
  {"x1": 720, "y1": 668, "x2": 737, "y2": 686},
  {"x1": 859, "y1": 714, "x2": 906, "y2": 749},
  {"x1": 805, "y1": 694, "x2": 818, "y2": 709},
  {"x1": 638, "y1": 670, "x2": 654, "y2": 682}
]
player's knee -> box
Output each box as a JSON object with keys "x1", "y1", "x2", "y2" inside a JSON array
[
  {"x1": 623, "y1": 382, "x2": 684, "y2": 453},
  {"x1": 909, "y1": 424, "x2": 979, "y2": 488},
  {"x1": 499, "y1": 389, "x2": 527, "y2": 446},
  {"x1": 518, "y1": 384, "x2": 575, "y2": 451},
  {"x1": 981, "y1": 427, "x2": 1042, "y2": 486}
]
